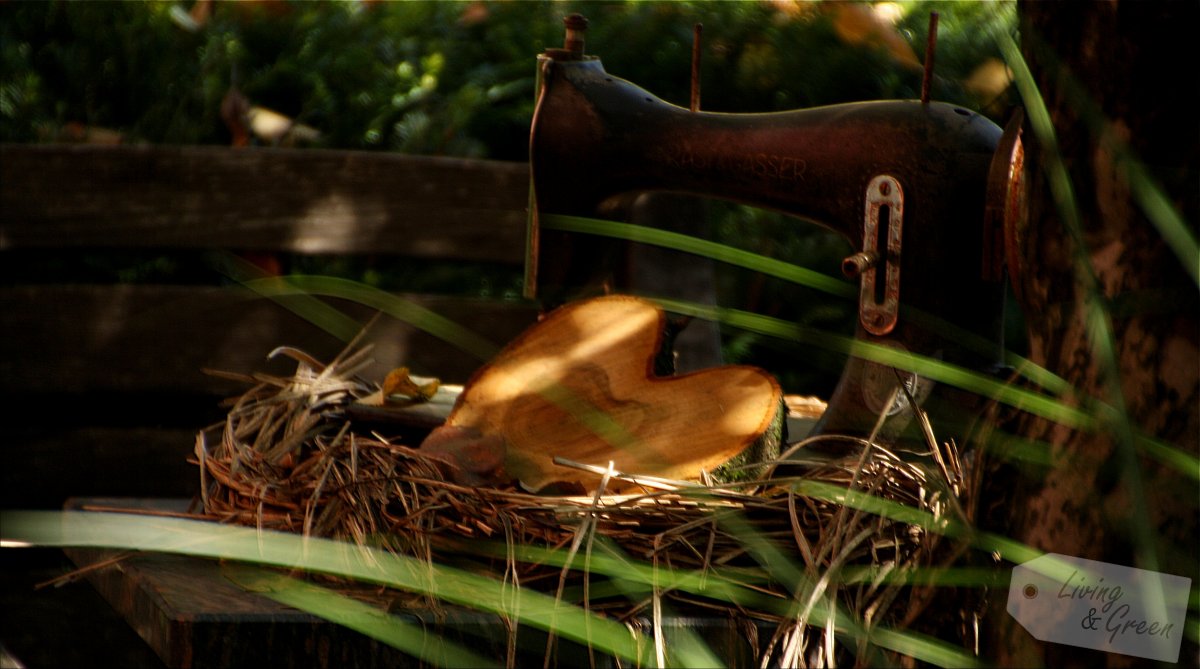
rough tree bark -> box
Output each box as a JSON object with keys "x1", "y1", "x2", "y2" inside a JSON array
[{"x1": 985, "y1": 2, "x2": 1199, "y2": 667}]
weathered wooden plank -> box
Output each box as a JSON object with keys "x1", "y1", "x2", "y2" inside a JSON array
[
  {"x1": 0, "y1": 284, "x2": 539, "y2": 396},
  {"x1": 0, "y1": 144, "x2": 530, "y2": 263}
]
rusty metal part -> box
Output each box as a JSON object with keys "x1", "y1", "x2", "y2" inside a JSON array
[
  {"x1": 563, "y1": 14, "x2": 588, "y2": 58},
  {"x1": 690, "y1": 23, "x2": 703, "y2": 112},
  {"x1": 543, "y1": 13, "x2": 590, "y2": 61},
  {"x1": 860, "y1": 175, "x2": 904, "y2": 336},
  {"x1": 841, "y1": 251, "x2": 879, "y2": 278},
  {"x1": 984, "y1": 108, "x2": 1027, "y2": 290},
  {"x1": 921, "y1": 12, "x2": 939, "y2": 105}
]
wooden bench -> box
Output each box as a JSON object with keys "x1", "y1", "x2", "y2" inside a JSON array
[{"x1": 0, "y1": 144, "x2": 541, "y2": 509}]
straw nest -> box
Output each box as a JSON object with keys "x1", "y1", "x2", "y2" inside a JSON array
[{"x1": 193, "y1": 340, "x2": 980, "y2": 667}]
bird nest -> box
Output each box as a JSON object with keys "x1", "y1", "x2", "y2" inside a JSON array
[{"x1": 192, "y1": 340, "x2": 980, "y2": 667}]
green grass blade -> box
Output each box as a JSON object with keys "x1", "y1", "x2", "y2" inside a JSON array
[
  {"x1": 1003, "y1": 26, "x2": 1198, "y2": 287},
  {"x1": 1, "y1": 511, "x2": 652, "y2": 665},
  {"x1": 543, "y1": 214, "x2": 1085, "y2": 401},
  {"x1": 210, "y1": 253, "x2": 504, "y2": 360},
  {"x1": 211, "y1": 252, "x2": 365, "y2": 342},
  {"x1": 655, "y1": 298, "x2": 1095, "y2": 429},
  {"x1": 443, "y1": 526, "x2": 983, "y2": 668},
  {"x1": 1124, "y1": 164, "x2": 1200, "y2": 286},
  {"x1": 7, "y1": 509, "x2": 983, "y2": 666},
  {"x1": 542, "y1": 213, "x2": 856, "y2": 299},
  {"x1": 223, "y1": 564, "x2": 501, "y2": 668},
  {"x1": 864, "y1": 626, "x2": 983, "y2": 669},
  {"x1": 657, "y1": 297, "x2": 1198, "y2": 480},
  {"x1": 789, "y1": 480, "x2": 1059, "y2": 570},
  {"x1": 250, "y1": 275, "x2": 504, "y2": 361},
  {"x1": 1136, "y1": 435, "x2": 1200, "y2": 482}
]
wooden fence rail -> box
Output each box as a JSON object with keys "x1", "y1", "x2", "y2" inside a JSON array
[{"x1": 1, "y1": 144, "x2": 530, "y2": 262}]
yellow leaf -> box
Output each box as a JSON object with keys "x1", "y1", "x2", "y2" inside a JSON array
[{"x1": 382, "y1": 368, "x2": 440, "y2": 404}]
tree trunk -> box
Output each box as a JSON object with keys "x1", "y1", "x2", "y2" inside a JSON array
[{"x1": 986, "y1": 2, "x2": 1199, "y2": 667}]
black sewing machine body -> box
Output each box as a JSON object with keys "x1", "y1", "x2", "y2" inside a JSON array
[{"x1": 530, "y1": 47, "x2": 1022, "y2": 446}]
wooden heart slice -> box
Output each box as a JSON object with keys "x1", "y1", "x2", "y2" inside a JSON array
[{"x1": 443, "y1": 295, "x2": 783, "y2": 492}]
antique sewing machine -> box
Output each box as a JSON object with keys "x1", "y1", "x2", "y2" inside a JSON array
[{"x1": 526, "y1": 14, "x2": 1025, "y2": 449}]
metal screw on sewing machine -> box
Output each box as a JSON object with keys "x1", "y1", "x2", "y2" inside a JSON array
[
  {"x1": 842, "y1": 251, "x2": 879, "y2": 278},
  {"x1": 563, "y1": 14, "x2": 588, "y2": 58}
]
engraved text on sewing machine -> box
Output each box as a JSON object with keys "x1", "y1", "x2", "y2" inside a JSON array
[{"x1": 652, "y1": 146, "x2": 808, "y2": 184}]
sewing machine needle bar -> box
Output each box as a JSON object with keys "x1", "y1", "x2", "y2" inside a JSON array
[{"x1": 921, "y1": 12, "x2": 939, "y2": 105}]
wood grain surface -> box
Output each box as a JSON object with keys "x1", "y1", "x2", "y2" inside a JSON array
[
  {"x1": 446, "y1": 296, "x2": 782, "y2": 491},
  {"x1": 1, "y1": 144, "x2": 528, "y2": 262}
]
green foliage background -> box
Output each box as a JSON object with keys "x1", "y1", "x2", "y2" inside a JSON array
[{"x1": 2, "y1": 1, "x2": 1015, "y2": 152}]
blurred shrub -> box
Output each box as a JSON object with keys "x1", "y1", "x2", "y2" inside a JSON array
[{"x1": 2, "y1": 1, "x2": 1015, "y2": 155}]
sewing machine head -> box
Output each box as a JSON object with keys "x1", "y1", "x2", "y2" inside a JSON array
[{"x1": 527, "y1": 15, "x2": 1025, "y2": 446}]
